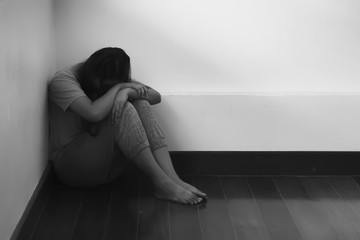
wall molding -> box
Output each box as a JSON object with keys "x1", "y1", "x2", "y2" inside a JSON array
[
  {"x1": 120, "y1": 151, "x2": 360, "y2": 176},
  {"x1": 169, "y1": 151, "x2": 360, "y2": 175}
]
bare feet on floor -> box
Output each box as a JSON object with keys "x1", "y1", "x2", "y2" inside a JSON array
[
  {"x1": 153, "y1": 179, "x2": 204, "y2": 205},
  {"x1": 176, "y1": 180, "x2": 207, "y2": 200}
]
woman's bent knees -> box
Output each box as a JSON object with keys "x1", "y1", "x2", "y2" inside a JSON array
[
  {"x1": 130, "y1": 100, "x2": 167, "y2": 151},
  {"x1": 114, "y1": 102, "x2": 150, "y2": 160},
  {"x1": 131, "y1": 99, "x2": 151, "y2": 110}
]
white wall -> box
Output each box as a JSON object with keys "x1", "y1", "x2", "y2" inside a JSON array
[
  {"x1": 154, "y1": 94, "x2": 360, "y2": 151},
  {"x1": 54, "y1": 0, "x2": 360, "y2": 151},
  {"x1": 55, "y1": 0, "x2": 360, "y2": 93},
  {"x1": 0, "y1": 0, "x2": 54, "y2": 239}
]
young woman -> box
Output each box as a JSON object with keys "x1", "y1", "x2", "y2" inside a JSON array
[{"x1": 48, "y1": 47, "x2": 206, "y2": 205}]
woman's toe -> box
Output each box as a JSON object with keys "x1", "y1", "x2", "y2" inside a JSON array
[
  {"x1": 200, "y1": 192, "x2": 207, "y2": 199},
  {"x1": 193, "y1": 188, "x2": 207, "y2": 198}
]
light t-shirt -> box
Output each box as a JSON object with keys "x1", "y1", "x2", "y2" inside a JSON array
[{"x1": 48, "y1": 64, "x2": 87, "y2": 161}]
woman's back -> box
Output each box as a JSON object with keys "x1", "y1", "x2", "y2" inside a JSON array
[{"x1": 48, "y1": 65, "x2": 86, "y2": 161}]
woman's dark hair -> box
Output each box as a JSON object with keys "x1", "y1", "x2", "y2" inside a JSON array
[
  {"x1": 76, "y1": 47, "x2": 131, "y2": 135},
  {"x1": 77, "y1": 47, "x2": 131, "y2": 101}
]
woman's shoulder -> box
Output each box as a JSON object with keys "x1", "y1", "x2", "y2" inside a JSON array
[
  {"x1": 50, "y1": 63, "x2": 82, "y2": 84},
  {"x1": 48, "y1": 63, "x2": 87, "y2": 111}
]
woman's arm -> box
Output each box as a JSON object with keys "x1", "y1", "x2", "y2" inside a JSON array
[
  {"x1": 130, "y1": 87, "x2": 161, "y2": 105},
  {"x1": 126, "y1": 80, "x2": 161, "y2": 105},
  {"x1": 69, "y1": 83, "x2": 123, "y2": 122},
  {"x1": 69, "y1": 80, "x2": 160, "y2": 123},
  {"x1": 108, "y1": 86, "x2": 160, "y2": 124}
]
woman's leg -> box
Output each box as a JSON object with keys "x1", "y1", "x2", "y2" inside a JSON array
[
  {"x1": 133, "y1": 147, "x2": 200, "y2": 204},
  {"x1": 152, "y1": 148, "x2": 207, "y2": 198},
  {"x1": 115, "y1": 102, "x2": 202, "y2": 204},
  {"x1": 131, "y1": 100, "x2": 207, "y2": 198}
]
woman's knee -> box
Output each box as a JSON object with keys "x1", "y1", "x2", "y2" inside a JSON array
[
  {"x1": 114, "y1": 102, "x2": 150, "y2": 160},
  {"x1": 131, "y1": 100, "x2": 151, "y2": 112},
  {"x1": 119, "y1": 101, "x2": 138, "y2": 120},
  {"x1": 132, "y1": 99, "x2": 150, "y2": 106},
  {"x1": 119, "y1": 101, "x2": 151, "y2": 121}
]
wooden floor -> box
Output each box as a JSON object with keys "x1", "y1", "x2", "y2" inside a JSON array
[{"x1": 19, "y1": 176, "x2": 360, "y2": 240}]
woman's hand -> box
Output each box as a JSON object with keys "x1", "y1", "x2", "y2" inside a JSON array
[
  {"x1": 125, "y1": 82, "x2": 148, "y2": 98},
  {"x1": 110, "y1": 89, "x2": 130, "y2": 124}
]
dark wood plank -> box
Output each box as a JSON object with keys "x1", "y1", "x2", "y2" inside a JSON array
[
  {"x1": 30, "y1": 181, "x2": 87, "y2": 240},
  {"x1": 329, "y1": 177, "x2": 360, "y2": 200},
  {"x1": 18, "y1": 169, "x2": 56, "y2": 240},
  {"x1": 169, "y1": 177, "x2": 203, "y2": 240},
  {"x1": 354, "y1": 177, "x2": 360, "y2": 187},
  {"x1": 71, "y1": 183, "x2": 112, "y2": 240},
  {"x1": 104, "y1": 176, "x2": 139, "y2": 240},
  {"x1": 329, "y1": 177, "x2": 360, "y2": 219},
  {"x1": 274, "y1": 177, "x2": 342, "y2": 240},
  {"x1": 194, "y1": 177, "x2": 236, "y2": 240},
  {"x1": 221, "y1": 177, "x2": 271, "y2": 240},
  {"x1": 300, "y1": 177, "x2": 360, "y2": 239},
  {"x1": 247, "y1": 177, "x2": 302, "y2": 240},
  {"x1": 138, "y1": 177, "x2": 170, "y2": 240},
  {"x1": 328, "y1": 177, "x2": 360, "y2": 236}
]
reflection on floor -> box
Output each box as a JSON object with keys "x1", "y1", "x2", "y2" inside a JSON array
[{"x1": 18, "y1": 175, "x2": 360, "y2": 240}]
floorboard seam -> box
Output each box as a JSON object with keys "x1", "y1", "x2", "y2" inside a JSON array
[
  {"x1": 272, "y1": 177, "x2": 305, "y2": 240},
  {"x1": 167, "y1": 202, "x2": 171, "y2": 240},
  {"x1": 28, "y1": 185, "x2": 55, "y2": 240},
  {"x1": 194, "y1": 178, "x2": 205, "y2": 240},
  {"x1": 324, "y1": 177, "x2": 345, "y2": 200},
  {"x1": 69, "y1": 192, "x2": 86, "y2": 240},
  {"x1": 219, "y1": 177, "x2": 238, "y2": 240},
  {"x1": 101, "y1": 186, "x2": 114, "y2": 240},
  {"x1": 136, "y1": 177, "x2": 141, "y2": 240},
  {"x1": 245, "y1": 177, "x2": 270, "y2": 240}
]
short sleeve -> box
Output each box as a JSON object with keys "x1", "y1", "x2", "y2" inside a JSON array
[{"x1": 49, "y1": 70, "x2": 87, "y2": 112}]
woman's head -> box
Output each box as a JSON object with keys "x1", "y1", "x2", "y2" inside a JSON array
[{"x1": 78, "y1": 47, "x2": 131, "y2": 100}]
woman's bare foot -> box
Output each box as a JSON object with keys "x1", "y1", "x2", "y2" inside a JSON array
[
  {"x1": 173, "y1": 179, "x2": 207, "y2": 199},
  {"x1": 154, "y1": 179, "x2": 203, "y2": 205}
]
